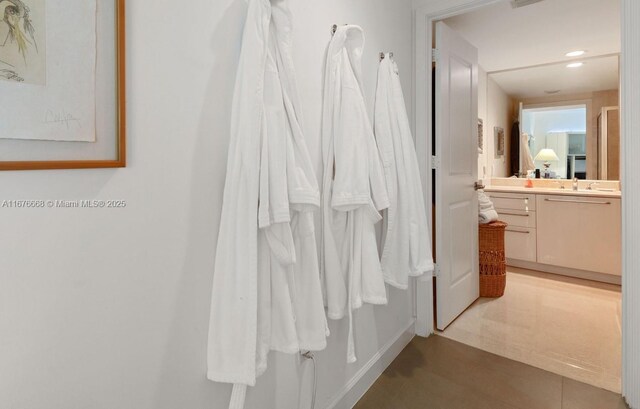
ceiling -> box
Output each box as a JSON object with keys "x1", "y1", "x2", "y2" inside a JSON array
[
  {"x1": 443, "y1": 0, "x2": 621, "y2": 74},
  {"x1": 490, "y1": 55, "x2": 619, "y2": 98}
]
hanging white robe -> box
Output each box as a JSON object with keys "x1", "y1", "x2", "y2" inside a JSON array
[
  {"x1": 374, "y1": 54, "x2": 434, "y2": 290},
  {"x1": 521, "y1": 133, "x2": 536, "y2": 172},
  {"x1": 321, "y1": 25, "x2": 389, "y2": 364},
  {"x1": 208, "y1": 1, "x2": 327, "y2": 408}
]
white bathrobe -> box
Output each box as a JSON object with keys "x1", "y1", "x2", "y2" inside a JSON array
[
  {"x1": 208, "y1": 1, "x2": 328, "y2": 408},
  {"x1": 521, "y1": 133, "x2": 536, "y2": 172},
  {"x1": 321, "y1": 25, "x2": 390, "y2": 364},
  {"x1": 374, "y1": 55, "x2": 434, "y2": 289}
]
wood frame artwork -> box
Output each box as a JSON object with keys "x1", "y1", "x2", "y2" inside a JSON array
[
  {"x1": 495, "y1": 126, "x2": 505, "y2": 157},
  {"x1": 0, "y1": 0, "x2": 126, "y2": 171}
]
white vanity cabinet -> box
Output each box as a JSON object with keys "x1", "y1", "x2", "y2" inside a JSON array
[
  {"x1": 536, "y1": 194, "x2": 621, "y2": 276},
  {"x1": 486, "y1": 192, "x2": 537, "y2": 262},
  {"x1": 485, "y1": 190, "x2": 621, "y2": 280}
]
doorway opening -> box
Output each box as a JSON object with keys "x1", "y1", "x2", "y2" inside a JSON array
[{"x1": 431, "y1": 0, "x2": 622, "y2": 394}]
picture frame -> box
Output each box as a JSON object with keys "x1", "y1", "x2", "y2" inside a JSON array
[
  {"x1": 0, "y1": 0, "x2": 126, "y2": 171},
  {"x1": 495, "y1": 126, "x2": 505, "y2": 157},
  {"x1": 478, "y1": 118, "x2": 484, "y2": 154}
]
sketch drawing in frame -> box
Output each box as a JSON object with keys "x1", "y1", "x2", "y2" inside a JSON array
[
  {"x1": 495, "y1": 126, "x2": 505, "y2": 157},
  {"x1": 0, "y1": 0, "x2": 126, "y2": 170},
  {"x1": 0, "y1": 0, "x2": 46, "y2": 85}
]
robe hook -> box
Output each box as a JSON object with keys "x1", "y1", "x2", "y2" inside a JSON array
[
  {"x1": 379, "y1": 52, "x2": 394, "y2": 61},
  {"x1": 331, "y1": 24, "x2": 349, "y2": 36}
]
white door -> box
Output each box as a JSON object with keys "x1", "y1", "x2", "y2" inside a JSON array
[{"x1": 434, "y1": 22, "x2": 479, "y2": 330}]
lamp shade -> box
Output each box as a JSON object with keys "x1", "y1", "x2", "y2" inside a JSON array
[{"x1": 534, "y1": 148, "x2": 560, "y2": 162}]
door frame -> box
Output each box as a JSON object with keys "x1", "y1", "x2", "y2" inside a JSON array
[
  {"x1": 598, "y1": 106, "x2": 619, "y2": 180},
  {"x1": 412, "y1": 1, "x2": 640, "y2": 406}
]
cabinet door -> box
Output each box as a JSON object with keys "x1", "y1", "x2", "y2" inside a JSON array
[
  {"x1": 505, "y1": 227, "x2": 537, "y2": 262},
  {"x1": 536, "y1": 195, "x2": 621, "y2": 275}
]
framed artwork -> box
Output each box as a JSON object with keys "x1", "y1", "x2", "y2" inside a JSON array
[
  {"x1": 478, "y1": 118, "x2": 483, "y2": 154},
  {"x1": 495, "y1": 126, "x2": 505, "y2": 157},
  {"x1": 0, "y1": 0, "x2": 126, "y2": 170}
]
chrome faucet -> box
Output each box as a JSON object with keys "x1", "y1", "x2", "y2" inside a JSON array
[
  {"x1": 572, "y1": 178, "x2": 579, "y2": 191},
  {"x1": 587, "y1": 182, "x2": 599, "y2": 190}
]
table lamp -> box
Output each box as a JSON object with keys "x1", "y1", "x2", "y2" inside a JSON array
[{"x1": 534, "y1": 148, "x2": 560, "y2": 178}]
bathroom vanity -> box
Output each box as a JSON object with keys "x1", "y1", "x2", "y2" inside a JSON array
[{"x1": 485, "y1": 180, "x2": 621, "y2": 284}]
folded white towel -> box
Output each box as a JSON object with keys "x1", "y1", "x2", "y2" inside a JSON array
[
  {"x1": 478, "y1": 191, "x2": 498, "y2": 224},
  {"x1": 479, "y1": 209, "x2": 499, "y2": 224}
]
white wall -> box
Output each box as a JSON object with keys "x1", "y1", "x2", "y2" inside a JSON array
[
  {"x1": 0, "y1": 1, "x2": 416, "y2": 409},
  {"x1": 479, "y1": 70, "x2": 514, "y2": 179}
]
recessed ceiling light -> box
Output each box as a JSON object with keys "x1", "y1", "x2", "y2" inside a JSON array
[
  {"x1": 566, "y1": 50, "x2": 585, "y2": 57},
  {"x1": 567, "y1": 62, "x2": 584, "y2": 68}
]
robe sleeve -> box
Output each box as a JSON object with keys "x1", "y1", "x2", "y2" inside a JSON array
[{"x1": 331, "y1": 57, "x2": 373, "y2": 211}]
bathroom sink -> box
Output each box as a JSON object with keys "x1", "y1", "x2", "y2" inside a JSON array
[
  {"x1": 541, "y1": 187, "x2": 620, "y2": 195},
  {"x1": 579, "y1": 188, "x2": 618, "y2": 193},
  {"x1": 576, "y1": 189, "x2": 621, "y2": 196}
]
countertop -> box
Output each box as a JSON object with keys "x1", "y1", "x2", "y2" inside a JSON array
[{"x1": 484, "y1": 185, "x2": 621, "y2": 198}]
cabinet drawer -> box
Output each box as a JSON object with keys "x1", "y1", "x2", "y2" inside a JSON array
[
  {"x1": 505, "y1": 227, "x2": 537, "y2": 262},
  {"x1": 487, "y1": 193, "x2": 536, "y2": 212},
  {"x1": 496, "y1": 209, "x2": 536, "y2": 228}
]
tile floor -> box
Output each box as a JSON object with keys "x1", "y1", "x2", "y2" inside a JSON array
[
  {"x1": 439, "y1": 267, "x2": 622, "y2": 393},
  {"x1": 354, "y1": 336, "x2": 628, "y2": 409}
]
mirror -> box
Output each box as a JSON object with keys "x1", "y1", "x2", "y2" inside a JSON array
[
  {"x1": 486, "y1": 55, "x2": 620, "y2": 181},
  {"x1": 522, "y1": 105, "x2": 587, "y2": 179}
]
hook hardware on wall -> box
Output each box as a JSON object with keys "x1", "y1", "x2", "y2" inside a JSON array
[
  {"x1": 331, "y1": 24, "x2": 349, "y2": 36},
  {"x1": 379, "y1": 52, "x2": 394, "y2": 61}
]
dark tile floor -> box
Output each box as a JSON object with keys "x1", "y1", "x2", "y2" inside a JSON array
[{"x1": 354, "y1": 335, "x2": 628, "y2": 409}]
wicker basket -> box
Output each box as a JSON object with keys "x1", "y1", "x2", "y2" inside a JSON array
[{"x1": 479, "y1": 221, "x2": 507, "y2": 297}]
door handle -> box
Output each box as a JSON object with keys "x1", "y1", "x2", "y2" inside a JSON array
[
  {"x1": 490, "y1": 195, "x2": 529, "y2": 200},
  {"x1": 499, "y1": 211, "x2": 530, "y2": 217},
  {"x1": 506, "y1": 228, "x2": 530, "y2": 234},
  {"x1": 544, "y1": 198, "x2": 612, "y2": 205},
  {"x1": 474, "y1": 181, "x2": 485, "y2": 191}
]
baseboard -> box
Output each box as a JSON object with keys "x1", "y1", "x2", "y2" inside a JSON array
[
  {"x1": 324, "y1": 320, "x2": 416, "y2": 409},
  {"x1": 507, "y1": 259, "x2": 621, "y2": 285}
]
